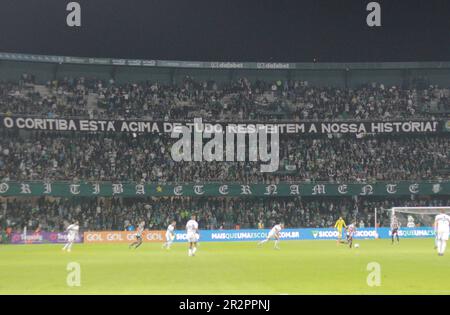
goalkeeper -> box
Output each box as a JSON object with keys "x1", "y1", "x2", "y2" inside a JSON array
[
  {"x1": 334, "y1": 217, "x2": 347, "y2": 244},
  {"x1": 162, "y1": 221, "x2": 176, "y2": 249}
]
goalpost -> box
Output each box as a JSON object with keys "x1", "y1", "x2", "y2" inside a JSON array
[
  {"x1": 392, "y1": 207, "x2": 450, "y2": 215},
  {"x1": 372, "y1": 207, "x2": 450, "y2": 237},
  {"x1": 390, "y1": 207, "x2": 450, "y2": 228}
]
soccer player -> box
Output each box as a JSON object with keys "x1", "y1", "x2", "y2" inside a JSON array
[
  {"x1": 390, "y1": 214, "x2": 400, "y2": 245},
  {"x1": 129, "y1": 221, "x2": 145, "y2": 249},
  {"x1": 434, "y1": 229, "x2": 439, "y2": 250},
  {"x1": 257, "y1": 223, "x2": 284, "y2": 249},
  {"x1": 162, "y1": 221, "x2": 176, "y2": 250},
  {"x1": 62, "y1": 220, "x2": 79, "y2": 252},
  {"x1": 346, "y1": 221, "x2": 356, "y2": 248},
  {"x1": 434, "y1": 210, "x2": 450, "y2": 256},
  {"x1": 334, "y1": 217, "x2": 347, "y2": 244},
  {"x1": 186, "y1": 215, "x2": 199, "y2": 256}
]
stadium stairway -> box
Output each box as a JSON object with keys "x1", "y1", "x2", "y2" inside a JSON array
[
  {"x1": 33, "y1": 84, "x2": 51, "y2": 97},
  {"x1": 87, "y1": 92, "x2": 101, "y2": 117}
]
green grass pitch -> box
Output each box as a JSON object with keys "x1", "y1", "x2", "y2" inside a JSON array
[{"x1": 0, "y1": 238, "x2": 448, "y2": 294}]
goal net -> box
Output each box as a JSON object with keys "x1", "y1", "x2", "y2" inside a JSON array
[{"x1": 390, "y1": 207, "x2": 450, "y2": 228}]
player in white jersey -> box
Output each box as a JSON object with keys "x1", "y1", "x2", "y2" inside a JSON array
[
  {"x1": 129, "y1": 221, "x2": 145, "y2": 249},
  {"x1": 258, "y1": 223, "x2": 284, "y2": 249},
  {"x1": 162, "y1": 221, "x2": 176, "y2": 250},
  {"x1": 62, "y1": 221, "x2": 79, "y2": 252},
  {"x1": 390, "y1": 215, "x2": 400, "y2": 245},
  {"x1": 186, "y1": 215, "x2": 199, "y2": 256},
  {"x1": 434, "y1": 210, "x2": 450, "y2": 256}
]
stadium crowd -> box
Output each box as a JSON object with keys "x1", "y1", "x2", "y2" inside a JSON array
[
  {"x1": 1, "y1": 196, "x2": 449, "y2": 234},
  {"x1": 0, "y1": 131, "x2": 448, "y2": 183},
  {"x1": 0, "y1": 74, "x2": 449, "y2": 237},
  {"x1": 1, "y1": 75, "x2": 449, "y2": 120}
]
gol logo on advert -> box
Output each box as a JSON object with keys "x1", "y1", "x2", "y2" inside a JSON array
[{"x1": 84, "y1": 231, "x2": 164, "y2": 243}]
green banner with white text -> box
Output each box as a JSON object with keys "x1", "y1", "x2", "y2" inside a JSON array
[{"x1": 0, "y1": 181, "x2": 449, "y2": 197}]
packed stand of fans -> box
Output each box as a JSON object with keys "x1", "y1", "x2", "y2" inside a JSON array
[
  {"x1": 0, "y1": 75, "x2": 89, "y2": 118},
  {"x1": 1, "y1": 75, "x2": 449, "y2": 120},
  {"x1": 0, "y1": 74, "x2": 449, "y2": 237},
  {"x1": 0, "y1": 130, "x2": 448, "y2": 183}
]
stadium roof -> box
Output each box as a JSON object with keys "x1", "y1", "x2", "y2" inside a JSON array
[{"x1": 1, "y1": 52, "x2": 450, "y2": 71}]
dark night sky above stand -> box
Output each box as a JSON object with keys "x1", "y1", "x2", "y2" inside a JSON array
[{"x1": 0, "y1": 0, "x2": 449, "y2": 62}]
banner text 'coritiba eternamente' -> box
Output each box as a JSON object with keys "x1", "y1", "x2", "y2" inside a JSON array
[{"x1": 0, "y1": 181, "x2": 448, "y2": 197}]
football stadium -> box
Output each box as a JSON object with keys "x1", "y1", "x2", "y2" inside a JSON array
[
  {"x1": 0, "y1": 0, "x2": 450, "y2": 299},
  {"x1": 0, "y1": 53, "x2": 449, "y2": 294}
]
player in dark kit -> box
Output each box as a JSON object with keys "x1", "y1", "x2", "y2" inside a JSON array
[
  {"x1": 346, "y1": 222, "x2": 356, "y2": 248},
  {"x1": 129, "y1": 221, "x2": 145, "y2": 249},
  {"x1": 390, "y1": 215, "x2": 400, "y2": 245}
]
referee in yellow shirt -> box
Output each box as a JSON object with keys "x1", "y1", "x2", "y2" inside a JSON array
[{"x1": 334, "y1": 217, "x2": 347, "y2": 244}]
